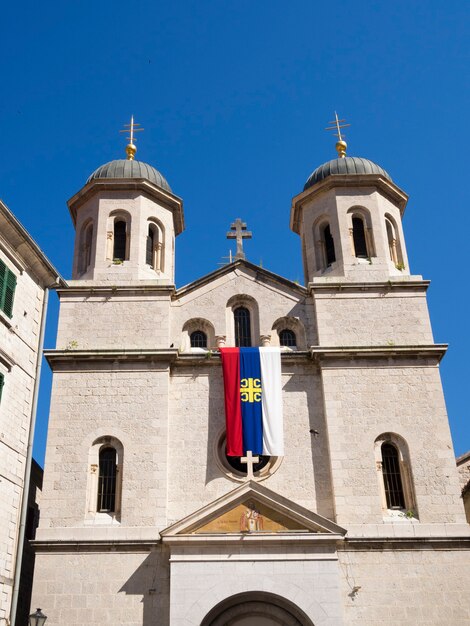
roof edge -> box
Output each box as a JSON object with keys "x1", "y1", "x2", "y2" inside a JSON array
[{"x1": 0, "y1": 200, "x2": 66, "y2": 288}]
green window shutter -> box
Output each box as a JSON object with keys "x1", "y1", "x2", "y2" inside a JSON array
[
  {"x1": 0, "y1": 260, "x2": 17, "y2": 317},
  {"x1": 0, "y1": 260, "x2": 6, "y2": 298},
  {"x1": 3, "y1": 270, "x2": 17, "y2": 317},
  {"x1": 0, "y1": 373, "x2": 4, "y2": 403}
]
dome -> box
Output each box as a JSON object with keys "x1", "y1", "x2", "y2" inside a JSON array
[
  {"x1": 87, "y1": 159, "x2": 171, "y2": 192},
  {"x1": 304, "y1": 156, "x2": 391, "y2": 191}
]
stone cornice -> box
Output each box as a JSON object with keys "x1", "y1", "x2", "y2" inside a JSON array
[
  {"x1": 162, "y1": 533, "x2": 344, "y2": 547},
  {"x1": 55, "y1": 283, "x2": 175, "y2": 297},
  {"x1": 32, "y1": 540, "x2": 158, "y2": 553},
  {"x1": 67, "y1": 178, "x2": 184, "y2": 235},
  {"x1": 32, "y1": 534, "x2": 470, "y2": 554},
  {"x1": 43, "y1": 345, "x2": 447, "y2": 370},
  {"x1": 290, "y1": 174, "x2": 408, "y2": 234},
  {"x1": 308, "y1": 280, "x2": 430, "y2": 294},
  {"x1": 310, "y1": 344, "x2": 447, "y2": 364},
  {"x1": 45, "y1": 348, "x2": 179, "y2": 367},
  {"x1": 343, "y1": 536, "x2": 470, "y2": 550}
]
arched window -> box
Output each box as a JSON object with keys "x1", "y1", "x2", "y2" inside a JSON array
[
  {"x1": 84, "y1": 223, "x2": 93, "y2": 269},
  {"x1": 78, "y1": 221, "x2": 94, "y2": 275},
  {"x1": 146, "y1": 225, "x2": 155, "y2": 266},
  {"x1": 113, "y1": 220, "x2": 127, "y2": 261},
  {"x1": 234, "y1": 306, "x2": 251, "y2": 347},
  {"x1": 385, "y1": 215, "x2": 404, "y2": 268},
  {"x1": 322, "y1": 224, "x2": 336, "y2": 266},
  {"x1": 146, "y1": 221, "x2": 164, "y2": 271},
  {"x1": 190, "y1": 330, "x2": 207, "y2": 348},
  {"x1": 279, "y1": 329, "x2": 296, "y2": 347},
  {"x1": 381, "y1": 442, "x2": 405, "y2": 509},
  {"x1": 97, "y1": 447, "x2": 117, "y2": 513},
  {"x1": 352, "y1": 216, "x2": 369, "y2": 258},
  {"x1": 385, "y1": 219, "x2": 397, "y2": 263}
]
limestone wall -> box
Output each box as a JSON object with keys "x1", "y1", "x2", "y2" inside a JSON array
[
  {"x1": 313, "y1": 284, "x2": 433, "y2": 346},
  {"x1": 55, "y1": 289, "x2": 172, "y2": 350},
  {"x1": 167, "y1": 361, "x2": 334, "y2": 524},
  {"x1": 30, "y1": 544, "x2": 470, "y2": 625},
  {"x1": 338, "y1": 546, "x2": 470, "y2": 625},
  {"x1": 30, "y1": 548, "x2": 170, "y2": 626},
  {"x1": 322, "y1": 361, "x2": 465, "y2": 526},
  {"x1": 171, "y1": 267, "x2": 316, "y2": 349},
  {"x1": 38, "y1": 366, "x2": 171, "y2": 531}
]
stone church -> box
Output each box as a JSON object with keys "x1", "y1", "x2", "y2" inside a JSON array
[{"x1": 31, "y1": 126, "x2": 470, "y2": 625}]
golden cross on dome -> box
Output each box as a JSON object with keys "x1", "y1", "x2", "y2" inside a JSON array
[
  {"x1": 120, "y1": 115, "x2": 144, "y2": 161},
  {"x1": 325, "y1": 112, "x2": 350, "y2": 158}
]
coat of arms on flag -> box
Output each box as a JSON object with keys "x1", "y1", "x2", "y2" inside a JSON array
[{"x1": 220, "y1": 347, "x2": 284, "y2": 457}]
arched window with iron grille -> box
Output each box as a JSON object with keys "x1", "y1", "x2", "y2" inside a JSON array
[
  {"x1": 234, "y1": 306, "x2": 251, "y2": 347},
  {"x1": 190, "y1": 330, "x2": 207, "y2": 348},
  {"x1": 97, "y1": 447, "x2": 117, "y2": 513},
  {"x1": 381, "y1": 442, "x2": 405, "y2": 509},
  {"x1": 279, "y1": 329, "x2": 296, "y2": 348}
]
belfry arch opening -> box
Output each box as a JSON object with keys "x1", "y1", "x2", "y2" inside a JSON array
[
  {"x1": 347, "y1": 207, "x2": 375, "y2": 259},
  {"x1": 200, "y1": 591, "x2": 315, "y2": 626}
]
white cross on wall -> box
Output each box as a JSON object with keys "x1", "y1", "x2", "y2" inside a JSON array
[{"x1": 240, "y1": 450, "x2": 260, "y2": 480}]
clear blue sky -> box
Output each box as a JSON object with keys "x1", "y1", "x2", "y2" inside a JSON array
[{"x1": 0, "y1": 1, "x2": 468, "y2": 463}]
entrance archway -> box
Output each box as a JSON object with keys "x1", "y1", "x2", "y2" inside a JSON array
[{"x1": 201, "y1": 591, "x2": 315, "y2": 626}]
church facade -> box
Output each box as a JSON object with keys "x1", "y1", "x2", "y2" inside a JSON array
[{"x1": 31, "y1": 135, "x2": 470, "y2": 625}]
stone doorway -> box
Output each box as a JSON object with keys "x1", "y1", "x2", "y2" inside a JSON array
[{"x1": 201, "y1": 592, "x2": 314, "y2": 626}]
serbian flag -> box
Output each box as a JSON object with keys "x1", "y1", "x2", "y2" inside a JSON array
[{"x1": 220, "y1": 347, "x2": 284, "y2": 456}]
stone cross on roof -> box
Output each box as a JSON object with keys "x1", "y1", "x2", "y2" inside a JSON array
[{"x1": 227, "y1": 218, "x2": 252, "y2": 260}]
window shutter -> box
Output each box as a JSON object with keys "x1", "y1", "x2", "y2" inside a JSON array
[
  {"x1": 0, "y1": 260, "x2": 16, "y2": 317},
  {"x1": 3, "y1": 269, "x2": 17, "y2": 317},
  {"x1": 0, "y1": 373, "x2": 4, "y2": 403},
  {"x1": 0, "y1": 260, "x2": 6, "y2": 298}
]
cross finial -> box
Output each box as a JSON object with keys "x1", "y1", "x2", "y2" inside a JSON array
[
  {"x1": 120, "y1": 115, "x2": 144, "y2": 160},
  {"x1": 240, "y1": 450, "x2": 260, "y2": 480},
  {"x1": 227, "y1": 218, "x2": 252, "y2": 260},
  {"x1": 325, "y1": 112, "x2": 350, "y2": 158}
]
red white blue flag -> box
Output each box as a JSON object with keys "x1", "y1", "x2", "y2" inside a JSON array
[{"x1": 220, "y1": 347, "x2": 284, "y2": 456}]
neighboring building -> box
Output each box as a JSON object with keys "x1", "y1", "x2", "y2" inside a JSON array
[
  {"x1": 0, "y1": 201, "x2": 63, "y2": 626},
  {"x1": 457, "y1": 451, "x2": 470, "y2": 523},
  {"x1": 14, "y1": 460, "x2": 42, "y2": 626},
  {"x1": 31, "y1": 134, "x2": 470, "y2": 625}
]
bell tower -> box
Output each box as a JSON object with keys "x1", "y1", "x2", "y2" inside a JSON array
[
  {"x1": 68, "y1": 117, "x2": 184, "y2": 284},
  {"x1": 290, "y1": 114, "x2": 410, "y2": 284}
]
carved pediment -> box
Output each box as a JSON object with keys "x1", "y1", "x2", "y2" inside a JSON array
[{"x1": 161, "y1": 481, "x2": 346, "y2": 539}]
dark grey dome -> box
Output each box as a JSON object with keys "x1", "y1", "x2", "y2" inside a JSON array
[
  {"x1": 304, "y1": 157, "x2": 391, "y2": 191},
  {"x1": 87, "y1": 159, "x2": 171, "y2": 192}
]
